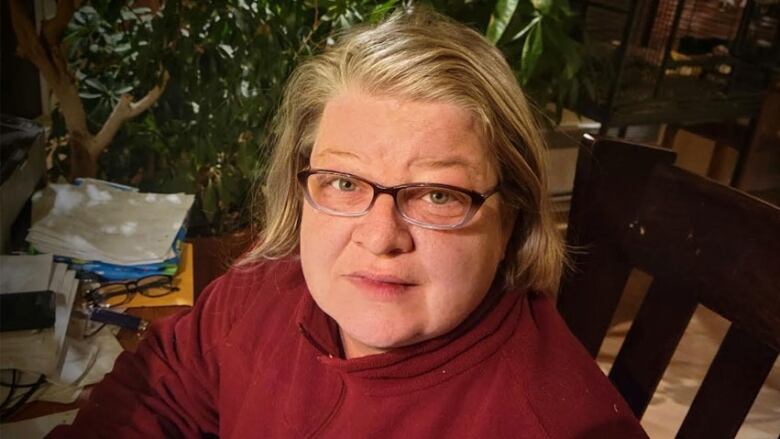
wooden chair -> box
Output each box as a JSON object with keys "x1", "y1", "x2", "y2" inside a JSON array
[{"x1": 557, "y1": 135, "x2": 780, "y2": 438}]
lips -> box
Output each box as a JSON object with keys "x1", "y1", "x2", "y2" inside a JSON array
[
  {"x1": 343, "y1": 271, "x2": 417, "y2": 298},
  {"x1": 345, "y1": 271, "x2": 416, "y2": 286}
]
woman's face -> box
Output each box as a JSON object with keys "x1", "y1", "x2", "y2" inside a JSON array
[{"x1": 299, "y1": 89, "x2": 514, "y2": 358}]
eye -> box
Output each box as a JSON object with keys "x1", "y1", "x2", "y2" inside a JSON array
[
  {"x1": 330, "y1": 178, "x2": 357, "y2": 192},
  {"x1": 425, "y1": 190, "x2": 452, "y2": 205}
]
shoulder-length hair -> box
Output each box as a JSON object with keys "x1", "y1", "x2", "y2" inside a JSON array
[{"x1": 237, "y1": 6, "x2": 565, "y2": 294}]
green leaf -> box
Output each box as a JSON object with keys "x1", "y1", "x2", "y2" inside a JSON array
[
  {"x1": 510, "y1": 15, "x2": 541, "y2": 42},
  {"x1": 546, "y1": 26, "x2": 581, "y2": 80},
  {"x1": 114, "y1": 43, "x2": 131, "y2": 53},
  {"x1": 219, "y1": 170, "x2": 241, "y2": 209},
  {"x1": 532, "y1": 0, "x2": 553, "y2": 15},
  {"x1": 369, "y1": 0, "x2": 399, "y2": 23},
  {"x1": 218, "y1": 44, "x2": 235, "y2": 59},
  {"x1": 202, "y1": 178, "x2": 219, "y2": 224},
  {"x1": 120, "y1": 8, "x2": 136, "y2": 21},
  {"x1": 519, "y1": 21, "x2": 543, "y2": 83},
  {"x1": 114, "y1": 85, "x2": 133, "y2": 94},
  {"x1": 85, "y1": 78, "x2": 109, "y2": 93},
  {"x1": 236, "y1": 142, "x2": 257, "y2": 176},
  {"x1": 486, "y1": 0, "x2": 520, "y2": 43}
]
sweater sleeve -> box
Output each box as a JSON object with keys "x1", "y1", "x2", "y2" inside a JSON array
[{"x1": 49, "y1": 272, "x2": 248, "y2": 438}]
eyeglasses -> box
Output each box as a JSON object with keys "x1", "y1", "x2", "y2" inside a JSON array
[
  {"x1": 297, "y1": 169, "x2": 499, "y2": 230},
  {"x1": 85, "y1": 274, "x2": 179, "y2": 308}
]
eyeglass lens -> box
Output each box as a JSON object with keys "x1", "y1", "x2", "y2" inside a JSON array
[
  {"x1": 304, "y1": 172, "x2": 474, "y2": 227},
  {"x1": 135, "y1": 275, "x2": 176, "y2": 297},
  {"x1": 92, "y1": 283, "x2": 132, "y2": 308}
]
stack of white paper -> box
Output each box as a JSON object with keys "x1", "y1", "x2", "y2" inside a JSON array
[
  {"x1": 0, "y1": 254, "x2": 78, "y2": 377},
  {"x1": 0, "y1": 254, "x2": 126, "y2": 409},
  {"x1": 26, "y1": 180, "x2": 194, "y2": 265}
]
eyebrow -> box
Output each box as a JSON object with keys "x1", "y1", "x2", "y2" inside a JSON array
[
  {"x1": 311, "y1": 149, "x2": 365, "y2": 162},
  {"x1": 409, "y1": 157, "x2": 482, "y2": 173},
  {"x1": 312, "y1": 148, "x2": 484, "y2": 174}
]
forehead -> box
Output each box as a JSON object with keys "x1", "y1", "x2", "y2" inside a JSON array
[{"x1": 310, "y1": 90, "x2": 496, "y2": 183}]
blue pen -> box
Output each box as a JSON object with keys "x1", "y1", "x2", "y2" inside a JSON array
[{"x1": 89, "y1": 307, "x2": 149, "y2": 331}]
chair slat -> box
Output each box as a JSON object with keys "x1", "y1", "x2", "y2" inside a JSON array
[
  {"x1": 558, "y1": 136, "x2": 676, "y2": 357},
  {"x1": 609, "y1": 277, "x2": 698, "y2": 418},
  {"x1": 625, "y1": 165, "x2": 780, "y2": 351},
  {"x1": 558, "y1": 245, "x2": 633, "y2": 357},
  {"x1": 677, "y1": 325, "x2": 778, "y2": 439}
]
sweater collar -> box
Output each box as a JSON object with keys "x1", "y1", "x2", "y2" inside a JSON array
[{"x1": 294, "y1": 274, "x2": 526, "y2": 395}]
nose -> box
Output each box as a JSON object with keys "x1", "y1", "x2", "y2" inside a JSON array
[{"x1": 351, "y1": 193, "x2": 414, "y2": 256}]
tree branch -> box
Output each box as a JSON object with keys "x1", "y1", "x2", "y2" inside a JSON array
[
  {"x1": 90, "y1": 70, "x2": 170, "y2": 157},
  {"x1": 10, "y1": 0, "x2": 89, "y2": 137},
  {"x1": 128, "y1": 70, "x2": 170, "y2": 117},
  {"x1": 42, "y1": 0, "x2": 76, "y2": 51},
  {"x1": 43, "y1": 1, "x2": 77, "y2": 83},
  {"x1": 9, "y1": 0, "x2": 59, "y2": 83}
]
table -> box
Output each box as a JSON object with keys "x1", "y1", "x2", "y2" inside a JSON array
[
  {"x1": 6, "y1": 306, "x2": 188, "y2": 422},
  {"x1": 3, "y1": 242, "x2": 196, "y2": 428}
]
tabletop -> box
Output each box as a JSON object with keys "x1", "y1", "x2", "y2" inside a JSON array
[{"x1": 6, "y1": 305, "x2": 188, "y2": 422}]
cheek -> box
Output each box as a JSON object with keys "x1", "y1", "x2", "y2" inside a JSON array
[
  {"x1": 415, "y1": 231, "x2": 505, "y2": 313},
  {"x1": 427, "y1": 244, "x2": 497, "y2": 285},
  {"x1": 417, "y1": 217, "x2": 509, "y2": 284},
  {"x1": 300, "y1": 206, "x2": 344, "y2": 317},
  {"x1": 299, "y1": 206, "x2": 348, "y2": 276}
]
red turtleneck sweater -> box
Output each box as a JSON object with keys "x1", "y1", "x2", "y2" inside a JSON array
[{"x1": 50, "y1": 259, "x2": 646, "y2": 438}]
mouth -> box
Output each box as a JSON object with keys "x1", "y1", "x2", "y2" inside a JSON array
[
  {"x1": 346, "y1": 271, "x2": 415, "y2": 285},
  {"x1": 343, "y1": 271, "x2": 417, "y2": 298}
]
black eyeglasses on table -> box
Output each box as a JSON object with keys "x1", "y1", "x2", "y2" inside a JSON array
[{"x1": 85, "y1": 274, "x2": 179, "y2": 309}]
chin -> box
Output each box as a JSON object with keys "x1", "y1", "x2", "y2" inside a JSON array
[{"x1": 340, "y1": 317, "x2": 429, "y2": 354}]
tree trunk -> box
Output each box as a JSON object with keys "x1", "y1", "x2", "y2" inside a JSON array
[{"x1": 70, "y1": 139, "x2": 98, "y2": 179}]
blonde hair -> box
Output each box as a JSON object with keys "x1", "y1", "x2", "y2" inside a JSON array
[{"x1": 238, "y1": 6, "x2": 565, "y2": 294}]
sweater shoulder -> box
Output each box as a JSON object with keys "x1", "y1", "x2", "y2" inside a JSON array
[
  {"x1": 218, "y1": 257, "x2": 306, "y2": 300},
  {"x1": 198, "y1": 258, "x2": 307, "y2": 333},
  {"x1": 500, "y1": 292, "x2": 647, "y2": 438}
]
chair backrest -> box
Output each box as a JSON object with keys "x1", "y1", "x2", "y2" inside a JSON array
[{"x1": 557, "y1": 135, "x2": 780, "y2": 438}]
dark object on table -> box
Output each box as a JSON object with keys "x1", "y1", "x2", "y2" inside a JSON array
[
  {"x1": 558, "y1": 135, "x2": 780, "y2": 438},
  {"x1": 0, "y1": 290, "x2": 55, "y2": 331}
]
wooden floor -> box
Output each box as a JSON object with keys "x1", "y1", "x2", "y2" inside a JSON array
[{"x1": 596, "y1": 269, "x2": 780, "y2": 438}]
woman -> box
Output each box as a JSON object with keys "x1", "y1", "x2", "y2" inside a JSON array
[{"x1": 53, "y1": 7, "x2": 646, "y2": 438}]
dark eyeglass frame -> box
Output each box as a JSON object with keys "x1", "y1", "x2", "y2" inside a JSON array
[
  {"x1": 85, "y1": 274, "x2": 179, "y2": 308},
  {"x1": 297, "y1": 168, "x2": 499, "y2": 230}
]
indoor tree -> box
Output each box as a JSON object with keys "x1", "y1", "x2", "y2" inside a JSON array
[{"x1": 8, "y1": 0, "x2": 168, "y2": 179}]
